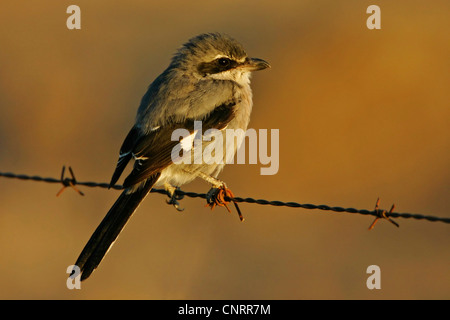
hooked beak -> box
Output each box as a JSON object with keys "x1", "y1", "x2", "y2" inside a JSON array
[{"x1": 241, "y1": 57, "x2": 271, "y2": 71}]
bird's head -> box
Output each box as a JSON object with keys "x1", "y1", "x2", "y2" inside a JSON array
[{"x1": 171, "y1": 33, "x2": 270, "y2": 86}]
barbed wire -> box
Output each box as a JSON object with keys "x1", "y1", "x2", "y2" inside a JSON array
[{"x1": 1, "y1": 166, "x2": 449, "y2": 228}]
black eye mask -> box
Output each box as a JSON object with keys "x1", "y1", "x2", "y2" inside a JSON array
[{"x1": 197, "y1": 57, "x2": 240, "y2": 76}]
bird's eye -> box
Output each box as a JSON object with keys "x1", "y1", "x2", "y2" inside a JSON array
[{"x1": 218, "y1": 58, "x2": 230, "y2": 66}]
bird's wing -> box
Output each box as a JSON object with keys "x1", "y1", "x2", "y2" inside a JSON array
[
  {"x1": 122, "y1": 100, "x2": 237, "y2": 188},
  {"x1": 108, "y1": 69, "x2": 238, "y2": 188}
]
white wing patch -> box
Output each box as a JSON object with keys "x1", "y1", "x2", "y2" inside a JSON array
[{"x1": 133, "y1": 154, "x2": 149, "y2": 160}]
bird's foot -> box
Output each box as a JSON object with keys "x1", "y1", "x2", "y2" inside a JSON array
[
  {"x1": 165, "y1": 184, "x2": 184, "y2": 211},
  {"x1": 205, "y1": 183, "x2": 244, "y2": 222}
]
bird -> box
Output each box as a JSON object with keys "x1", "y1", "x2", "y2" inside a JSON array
[{"x1": 72, "y1": 32, "x2": 270, "y2": 281}]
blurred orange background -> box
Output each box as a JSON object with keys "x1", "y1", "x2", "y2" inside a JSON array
[{"x1": 0, "y1": 0, "x2": 448, "y2": 299}]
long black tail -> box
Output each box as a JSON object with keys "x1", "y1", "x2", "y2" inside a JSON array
[{"x1": 73, "y1": 176, "x2": 158, "y2": 281}]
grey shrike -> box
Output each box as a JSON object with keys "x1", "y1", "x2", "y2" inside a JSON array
[{"x1": 72, "y1": 33, "x2": 270, "y2": 281}]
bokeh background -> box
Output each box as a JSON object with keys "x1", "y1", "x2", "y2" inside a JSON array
[{"x1": 0, "y1": 0, "x2": 448, "y2": 299}]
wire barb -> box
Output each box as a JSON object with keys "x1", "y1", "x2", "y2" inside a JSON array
[
  {"x1": 205, "y1": 185, "x2": 244, "y2": 222},
  {"x1": 56, "y1": 166, "x2": 85, "y2": 197},
  {"x1": 368, "y1": 198, "x2": 399, "y2": 230}
]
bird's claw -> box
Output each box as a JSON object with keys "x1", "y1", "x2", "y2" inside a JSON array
[
  {"x1": 166, "y1": 187, "x2": 184, "y2": 211},
  {"x1": 206, "y1": 187, "x2": 221, "y2": 206}
]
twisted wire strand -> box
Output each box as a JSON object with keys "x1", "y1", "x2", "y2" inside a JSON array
[{"x1": 1, "y1": 170, "x2": 449, "y2": 225}]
